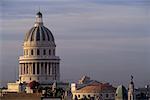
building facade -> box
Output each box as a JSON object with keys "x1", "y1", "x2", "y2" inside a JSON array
[
  {"x1": 115, "y1": 85, "x2": 128, "y2": 100},
  {"x1": 128, "y1": 76, "x2": 135, "y2": 100},
  {"x1": 19, "y1": 12, "x2": 60, "y2": 84},
  {"x1": 71, "y1": 76, "x2": 116, "y2": 100}
]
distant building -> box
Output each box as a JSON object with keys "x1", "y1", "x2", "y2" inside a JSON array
[
  {"x1": 135, "y1": 85, "x2": 150, "y2": 100},
  {"x1": 128, "y1": 75, "x2": 135, "y2": 100},
  {"x1": 71, "y1": 76, "x2": 116, "y2": 100},
  {"x1": 115, "y1": 85, "x2": 128, "y2": 100},
  {"x1": 78, "y1": 76, "x2": 91, "y2": 84}
]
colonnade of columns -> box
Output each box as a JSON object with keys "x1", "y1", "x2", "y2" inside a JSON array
[{"x1": 19, "y1": 62, "x2": 59, "y2": 76}]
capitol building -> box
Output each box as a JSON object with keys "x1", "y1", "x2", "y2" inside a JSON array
[
  {"x1": 19, "y1": 11, "x2": 60, "y2": 84},
  {"x1": 6, "y1": 11, "x2": 61, "y2": 93}
]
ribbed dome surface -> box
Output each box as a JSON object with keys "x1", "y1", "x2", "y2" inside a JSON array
[
  {"x1": 24, "y1": 26, "x2": 54, "y2": 42},
  {"x1": 24, "y1": 12, "x2": 55, "y2": 42}
]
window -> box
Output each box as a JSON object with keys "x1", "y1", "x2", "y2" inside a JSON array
[
  {"x1": 31, "y1": 49, "x2": 33, "y2": 55},
  {"x1": 33, "y1": 63, "x2": 35, "y2": 74},
  {"x1": 37, "y1": 49, "x2": 40, "y2": 55},
  {"x1": 24, "y1": 64, "x2": 25, "y2": 74},
  {"x1": 37, "y1": 63, "x2": 39, "y2": 74},
  {"x1": 26, "y1": 65, "x2": 28, "y2": 74},
  {"x1": 78, "y1": 95, "x2": 80, "y2": 98},
  {"x1": 49, "y1": 49, "x2": 51, "y2": 55},
  {"x1": 100, "y1": 94, "x2": 103, "y2": 97},
  {"x1": 43, "y1": 49, "x2": 46, "y2": 55},
  {"x1": 106, "y1": 94, "x2": 109, "y2": 98}
]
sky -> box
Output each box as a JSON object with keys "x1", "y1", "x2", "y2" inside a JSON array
[{"x1": 0, "y1": 0, "x2": 150, "y2": 87}]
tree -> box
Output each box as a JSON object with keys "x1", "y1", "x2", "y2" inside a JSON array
[{"x1": 28, "y1": 81, "x2": 39, "y2": 89}]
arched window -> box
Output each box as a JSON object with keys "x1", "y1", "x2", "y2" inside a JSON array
[
  {"x1": 78, "y1": 95, "x2": 80, "y2": 98},
  {"x1": 37, "y1": 49, "x2": 40, "y2": 55}
]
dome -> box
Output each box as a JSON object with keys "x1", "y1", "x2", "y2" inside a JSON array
[
  {"x1": 24, "y1": 26, "x2": 54, "y2": 42},
  {"x1": 115, "y1": 85, "x2": 128, "y2": 99},
  {"x1": 24, "y1": 12, "x2": 55, "y2": 42}
]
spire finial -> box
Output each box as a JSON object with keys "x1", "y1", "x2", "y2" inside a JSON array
[
  {"x1": 34, "y1": 7, "x2": 43, "y2": 27},
  {"x1": 131, "y1": 75, "x2": 133, "y2": 81}
]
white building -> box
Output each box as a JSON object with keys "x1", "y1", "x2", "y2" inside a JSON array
[
  {"x1": 71, "y1": 76, "x2": 116, "y2": 100},
  {"x1": 128, "y1": 76, "x2": 135, "y2": 100},
  {"x1": 6, "y1": 11, "x2": 60, "y2": 93},
  {"x1": 19, "y1": 11, "x2": 60, "y2": 84}
]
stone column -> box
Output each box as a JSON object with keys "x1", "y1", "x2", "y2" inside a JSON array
[
  {"x1": 31, "y1": 63, "x2": 33, "y2": 74},
  {"x1": 57, "y1": 63, "x2": 60, "y2": 80},
  {"x1": 23, "y1": 64, "x2": 24, "y2": 75},
  {"x1": 39, "y1": 62, "x2": 41, "y2": 75},
  {"x1": 19, "y1": 64, "x2": 21, "y2": 75},
  {"x1": 43, "y1": 63, "x2": 45, "y2": 75},
  {"x1": 50, "y1": 63, "x2": 52, "y2": 75},
  {"x1": 32, "y1": 63, "x2": 34, "y2": 74},
  {"x1": 47, "y1": 62, "x2": 49, "y2": 75},
  {"x1": 22, "y1": 63, "x2": 24, "y2": 75},
  {"x1": 48, "y1": 63, "x2": 50, "y2": 75},
  {"x1": 28, "y1": 63, "x2": 30, "y2": 74},
  {"x1": 52, "y1": 63, "x2": 54, "y2": 75},
  {"x1": 35, "y1": 63, "x2": 37, "y2": 75}
]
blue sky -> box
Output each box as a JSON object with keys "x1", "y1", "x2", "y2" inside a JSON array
[{"x1": 0, "y1": 0, "x2": 150, "y2": 87}]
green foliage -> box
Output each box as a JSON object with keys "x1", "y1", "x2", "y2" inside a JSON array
[{"x1": 42, "y1": 87, "x2": 65, "y2": 98}]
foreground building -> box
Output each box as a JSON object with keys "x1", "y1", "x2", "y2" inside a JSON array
[
  {"x1": 128, "y1": 76, "x2": 135, "y2": 100},
  {"x1": 19, "y1": 11, "x2": 60, "y2": 83},
  {"x1": 71, "y1": 76, "x2": 116, "y2": 100},
  {"x1": 6, "y1": 11, "x2": 61, "y2": 93},
  {"x1": 135, "y1": 85, "x2": 150, "y2": 100},
  {"x1": 115, "y1": 85, "x2": 128, "y2": 100}
]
